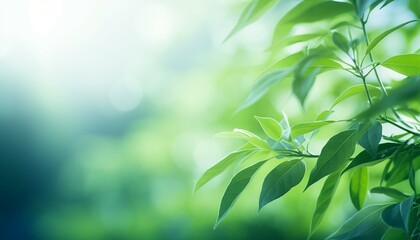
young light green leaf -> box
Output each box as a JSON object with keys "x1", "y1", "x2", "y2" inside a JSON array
[
  {"x1": 237, "y1": 68, "x2": 293, "y2": 112},
  {"x1": 259, "y1": 159, "x2": 306, "y2": 210},
  {"x1": 381, "y1": 54, "x2": 420, "y2": 76},
  {"x1": 215, "y1": 161, "x2": 267, "y2": 227},
  {"x1": 370, "y1": 187, "x2": 409, "y2": 201},
  {"x1": 311, "y1": 58, "x2": 343, "y2": 71},
  {"x1": 357, "y1": 76, "x2": 420, "y2": 119},
  {"x1": 310, "y1": 173, "x2": 341, "y2": 234},
  {"x1": 381, "y1": 196, "x2": 414, "y2": 233},
  {"x1": 291, "y1": 120, "x2": 335, "y2": 138},
  {"x1": 332, "y1": 32, "x2": 350, "y2": 53},
  {"x1": 306, "y1": 129, "x2": 360, "y2": 189},
  {"x1": 331, "y1": 84, "x2": 382, "y2": 109},
  {"x1": 255, "y1": 116, "x2": 283, "y2": 140},
  {"x1": 381, "y1": 228, "x2": 408, "y2": 240},
  {"x1": 327, "y1": 204, "x2": 389, "y2": 240},
  {"x1": 349, "y1": 167, "x2": 369, "y2": 210},
  {"x1": 216, "y1": 128, "x2": 271, "y2": 150},
  {"x1": 224, "y1": 0, "x2": 278, "y2": 42},
  {"x1": 194, "y1": 149, "x2": 255, "y2": 192},
  {"x1": 344, "y1": 143, "x2": 401, "y2": 173},
  {"x1": 365, "y1": 20, "x2": 419, "y2": 56},
  {"x1": 358, "y1": 121, "x2": 382, "y2": 156}
]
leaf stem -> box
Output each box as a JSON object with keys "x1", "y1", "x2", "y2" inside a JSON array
[{"x1": 380, "y1": 117, "x2": 420, "y2": 136}]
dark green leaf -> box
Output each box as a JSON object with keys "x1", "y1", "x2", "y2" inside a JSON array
[
  {"x1": 370, "y1": 187, "x2": 409, "y2": 201},
  {"x1": 327, "y1": 204, "x2": 389, "y2": 240},
  {"x1": 332, "y1": 32, "x2": 350, "y2": 53},
  {"x1": 259, "y1": 159, "x2": 305, "y2": 210},
  {"x1": 194, "y1": 149, "x2": 255, "y2": 192},
  {"x1": 306, "y1": 129, "x2": 361, "y2": 189},
  {"x1": 344, "y1": 143, "x2": 401, "y2": 173},
  {"x1": 216, "y1": 161, "x2": 267, "y2": 227},
  {"x1": 381, "y1": 196, "x2": 414, "y2": 233},
  {"x1": 293, "y1": 54, "x2": 323, "y2": 106},
  {"x1": 255, "y1": 116, "x2": 283, "y2": 140},
  {"x1": 357, "y1": 76, "x2": 420, "y2": 119},
  {"x1": 224, "y1": 0, "x2": 278, "y2": 41},
  {"x1": 386, "y1": 148, "x2": 420, "y2": 186},
  {"x1": 237, "y1": 68, "x2": 293, "y2": 111},
  {"x1": 365, "y1": 20, "x2": 419, "y2": 56},
  {"x1": 331, "y1": 84, "x2": 382, "y2": 109},
  {"x1": 381, "y1": 54, "x2": 420, "y2": 76},
  {"x1": 310, "y1": 173, "x2": 341, "y2": 234},
  {"x1": 381, "y1": 228, "x2": 409, "y2": 240},
  {"x1": 358, "y1": 121, "x2": 382, "y2": 156},
  {"x1": 349, "y1": 167, "x2": 369, "y2": 210}
]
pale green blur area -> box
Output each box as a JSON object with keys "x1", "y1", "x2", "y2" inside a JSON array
[{"x1": 0, "y1": 0, "x2": 418, "y2": 239}]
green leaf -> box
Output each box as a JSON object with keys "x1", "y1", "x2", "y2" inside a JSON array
[
  {"x1": 409, "y1": 0, "x2": 420, "y2": 18},
  {"x1": 216, "y1": 128, "x2": 271, "y2": 150},
  {"x1": 381, "y1": 54, "x2": 420, "y2": 76},
  {"x1": 349, "y1": 167, "x2": 369, "y2": 210},
  {"x1": 215, "y1": 161, "x2": 267, "y2": 227},
  {"x1": 306, "y1": 129, "x2": 361, "y2": 189},
  {"x1": 358, "y1": 121, "x2": 382, "y2": 156},
  {"x1": 194, "y1": 149, "x2": 255, "y2": 192},
  {"x1": 237, "y1": 68, "x2": 293, "y2": 111},
  {"x1": 386, "y1": 148, "x2": 420, "y2": 186},
  {"x1": 381, "y1": 196, "x2": 414, "y2": 233},
  {"x1": 285, "y1": 1, "x2": 355, "y2": 23},
  {"x1": 365, "y1": 20, "x2": 419, "y2": 56},
  {"x1": 310, "y1": 173, "x2": 341, "y2": 234},
  {"x1": 370, "y1": 187, "x2": 409, "y2": 201},
  {"x1": 331, "y1": 84, "x2": 382, "y2": 109},
  {"x1": 259, "y1": 159, "x2": 306, "y2": 210},
  {"x1": 357, "y1": 76, "x2": 420, "y2": 119},
  {"x1": 344, "y1": 143, "x2": 401, "y2": 172},
  {"x1": 311, "y1": 58, "x2": 343, "y2": 71},
  {"x1": 381, "y1": 228, "x2": 409, "y2": 240},
  {"x1": 293, "y1": 54, "x2": 323, "y2": 106},
  {"x1": 327, "y1": 204, "x2": 389, "y2": 240},
  {"x1": 332, "y1": 32, "x2": 350, "y2": 53},
  {"x1": 224, "y1": 0, "x2": 278, "y2": 42},
  {"x1": 255, "y1": 116, "x2": 283, "y2": 140},
  {"x1": 291, "y1": 121, "x2": 335, "y2": 138}
]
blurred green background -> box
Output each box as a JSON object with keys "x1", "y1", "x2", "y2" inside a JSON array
[{"x1": 0, "y1": 0, "x2": 418, "y2": 239}]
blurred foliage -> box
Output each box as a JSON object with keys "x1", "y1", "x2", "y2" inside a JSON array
[{"x1": 0, "y1": 0, "x2": 419, "y2": 240}]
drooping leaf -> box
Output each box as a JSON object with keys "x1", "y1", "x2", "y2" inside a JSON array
[
  {"x1": 291, "y1": 121, "x2": 336, "y2": 138},
  {"x1": 349, "y1": 167, "x2": 369, "y2": 210},
  {"x1": 259, "y1": 159, "x2": 306, "y2": 210},
  {"x1": 237, "y1": 68, "x2": 293, "y2": 111},
  {"x1": 381, "y1": 196, "x2": 414, "y2": 233},
  {"x1": 381, "y1": 54, "x2": 420, "y2": 76},
  {"x1": 285, "y1": 1, "x2": 355, "y2": 23},
  {"x1": 306, "y1": 128, "x2": 362, "y2": 189},
  {"x1": 358, "y1": 121, "x2": 382, "y2": 156},
  {"x1": 216, "y1": 161, "x2": 267, "y2": 227},
  {"x1": 365, "y1": 20, "x2": 419, "y2": 56},
  {"x1": 381, "y1": 228, "x2": 409, "y2": 240},
  {"x1": 255, "y1": 116, "x2": 283, "y2": 140},
  {"x1": 344, "y1": 143, "x2": 401, "y2": 172},
  {"x1": 225, "y1": 0, "x2": 278, "y2": 41},
  {"x1": 370, "y1": 187, "x2": 409, "y2": 201},
  {"x1": 310, "y1": 172, "x2": 341, "y2": 234},
  {"x1": 352, "y1": 0, "x2": 381, "y2": 18},
  {"x1": 357, "y1": 76, "x2": 420, "y2": 119},
  {"x1": 280, "y1": 111, "x2": 292, "y2": 141},
  {"x1": 194, "y1": 149, "x2": 255, "y2": 192},
  {"x1": 293, "y1": 54, "x2": 323, "y2": 106},
  {"x1": 331, "y1": 84, "x2": 382, "y2": 109},
  {"x1": 332, "y1": 32, "x2": 350, "y2": 53},
  {"x1": 327, "y1": 204, "x2": 389, "y2": 240}
]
